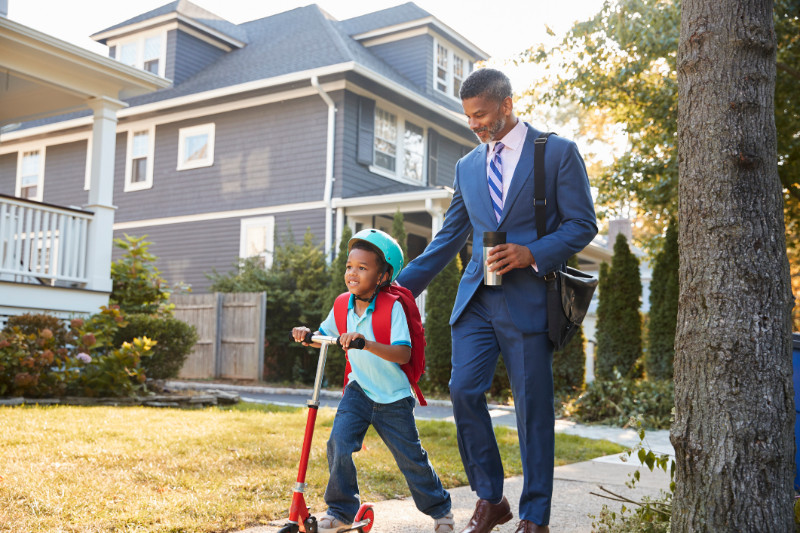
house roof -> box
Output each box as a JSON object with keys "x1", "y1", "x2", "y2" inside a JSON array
[
  {"x1": 91, "y1": 0, "x2": 248, "y2": 45},
  {"x1": 9, "y1": 2, "x2": 482, "y2": 134}
]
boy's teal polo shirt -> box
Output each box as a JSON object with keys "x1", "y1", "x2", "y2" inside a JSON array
[{"x1": 319, "y1": 293, "x2": 412, "y2": 404}]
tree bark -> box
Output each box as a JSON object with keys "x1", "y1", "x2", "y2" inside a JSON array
[{"x1": 673, "y1": 1, "x2": 795, "y2": 531}]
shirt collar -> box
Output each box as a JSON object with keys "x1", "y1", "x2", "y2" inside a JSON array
[
  {"x1": 489, "y1": 118, "x2": 526, "y2": 154},
  {"x1": 348, "y1": 293, "x2": 377, "y2": 313}
]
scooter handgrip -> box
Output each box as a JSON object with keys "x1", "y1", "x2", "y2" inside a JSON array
[
  {"x1": 303, "y1": 331, "x2": 315, "y2": 344},
  {"x1": 339, "y1": 337, "x2": 366, "y2": 350}
]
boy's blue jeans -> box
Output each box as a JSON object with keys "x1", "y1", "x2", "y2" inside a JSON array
[{"x1": 324, "y1": 381, "x2": 451, "y2": 523}]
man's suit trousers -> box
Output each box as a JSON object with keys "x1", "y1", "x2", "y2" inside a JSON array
[{"x1": 450, "y1": 284, "x2": 555, "y2": 526}]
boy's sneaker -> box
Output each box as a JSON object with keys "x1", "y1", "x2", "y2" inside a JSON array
[
  {"x1": 317, "y1": 513, "x2": 351, "y2": 533},
  {"x1": 434, "y1": 511, "x2": 455, "y2": 532}
]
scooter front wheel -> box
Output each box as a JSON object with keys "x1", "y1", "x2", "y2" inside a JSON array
[
  {"x1": 276, "y1": 524, "x2": 299, "y2": 533},
  {"x1": 353, "y1": 504, "x2": 374, "y2": 533}
]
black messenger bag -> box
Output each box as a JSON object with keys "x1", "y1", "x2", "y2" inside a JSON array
[{"x1": 534, "y1": 132, "x2": 598, "y2": 351}]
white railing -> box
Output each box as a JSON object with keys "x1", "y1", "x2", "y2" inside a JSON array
[
  {"x1": 415, "y1": 289, "x2": 427, "y2": 324},
  {"x1": 0, "y1": 195, "x2": 92, "y2": 286}
]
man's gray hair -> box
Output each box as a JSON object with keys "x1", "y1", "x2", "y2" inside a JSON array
[{"x1": 459, "y1": 68, "x2": 512, "y2": 102}]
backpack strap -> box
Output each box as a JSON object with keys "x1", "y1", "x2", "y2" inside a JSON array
[
  {"x1": 379, "y1": 287, "x2": 427, "y2": 406},
  {"x1": 371, "y1": 291, "x2": 394, "y2": 345},
  {"x1": 333, "y1": 292, "x2": 351, "y2": 393},
  {"x1": 534, "y1": 132, "x2": 556, "y2": 239}
]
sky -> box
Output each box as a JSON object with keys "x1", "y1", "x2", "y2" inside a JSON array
[{"x1": 7, "y1": 0, "x2": 605, "y2": 76}]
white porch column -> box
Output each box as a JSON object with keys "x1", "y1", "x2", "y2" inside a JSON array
[
  {"x1": 84, "y1": 96, "x2": 127, "y2": 293},
  {"x1": 425, "y1": 198, "x2": 444, "y2": 237}
]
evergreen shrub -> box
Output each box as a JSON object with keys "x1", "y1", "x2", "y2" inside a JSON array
[{"x1": 114, "y1": 314, "x2": 198, "y2": 380}]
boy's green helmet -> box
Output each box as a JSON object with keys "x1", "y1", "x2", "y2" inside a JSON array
[{"x1": 348, "y1": 229, "x2": 404, "y2": 283}]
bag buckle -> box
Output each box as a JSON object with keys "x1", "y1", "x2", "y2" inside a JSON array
[
  {"x1": 534, "y1": 137, "x2": 549, "y2": 144},
  {"x1": 544, "y1": 272, "x2": 557, "y2": 282}
]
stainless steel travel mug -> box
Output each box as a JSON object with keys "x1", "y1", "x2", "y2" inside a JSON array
[{"x1": 483, "y1": 231, "x2": 506, "y2": 286}]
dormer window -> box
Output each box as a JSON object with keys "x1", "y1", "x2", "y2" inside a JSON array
[
  {"x1": 434, "y1": 38, "x2": 470, "y2": 101},
  {"x1": 111, "y1": 31, "x2": 166, "y2": 78}
]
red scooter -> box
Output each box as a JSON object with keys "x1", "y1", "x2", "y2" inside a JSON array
[{"x1": 277, "y1": 332, "x2": 375, "y2": 533}]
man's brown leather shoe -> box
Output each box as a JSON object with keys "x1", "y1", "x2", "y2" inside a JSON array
[
  {"x1": 514, "y1": 520, "x2": 550, "y2": 532},
  {"x1": 459, "y1": 496, "x2": 513, "y2": 533}
]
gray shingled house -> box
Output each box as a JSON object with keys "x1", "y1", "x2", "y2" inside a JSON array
[{"x1": 0, "y1": 1, "x2": 487, "y2": 305}]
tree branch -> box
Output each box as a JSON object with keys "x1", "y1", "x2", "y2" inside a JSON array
[{"x1": 777, "y1": 61, "x2": 800, "y2": 81}]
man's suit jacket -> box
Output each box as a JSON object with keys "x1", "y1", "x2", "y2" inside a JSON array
[{"x1": 396, "y1": 123, "x2": 598, "y2": 334}]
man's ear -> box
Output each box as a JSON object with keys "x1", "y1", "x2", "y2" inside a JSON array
[{"x1": 502, "y1": 96, "x2": 513, "y2": 116}]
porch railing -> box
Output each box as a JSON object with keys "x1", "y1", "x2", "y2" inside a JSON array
[{"x1": 0, "y1": 195, "x2": 92, "y2": 286}]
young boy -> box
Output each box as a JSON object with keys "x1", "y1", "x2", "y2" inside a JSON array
[{"x1": 292, "y1": 229, "x2": 454, "y2": 533}]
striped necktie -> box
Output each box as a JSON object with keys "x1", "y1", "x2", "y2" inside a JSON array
[{"x1": 488, "y1": 142, "x2": 505, "y2": 222}]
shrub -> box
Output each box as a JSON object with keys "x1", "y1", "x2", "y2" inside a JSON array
[
  {"x1": 591, "y1": 418, "x2": 673, "y2": 532},
  {"x1": 322, "y1": 226, "x2": 352, "y2": 388},
  {"x1": 424, "y1": 254, "x2": 462, "y2": 394},
  {"x1": 110, "y1": 234, "x2": 172, "y2": 315},
  {"x1": 646, "y1": 217, "x2": 678, "y2": 380},
  {"x1": 562, "y1": 376, "x2": 673, "y2": 429},
  {"x1": 114, "y1": 314, "x2": 198, "y2": 380},
  {"x1": 0, "y1": 307, "x2": 154, "y2": 398},
  {"x1": 595, "y1": 234, "x2": 643, "y2": 380}
]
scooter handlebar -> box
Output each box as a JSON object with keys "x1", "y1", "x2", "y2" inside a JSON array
[{"x1": 298, "y1": 330, "x2": 366, "y2": 350}]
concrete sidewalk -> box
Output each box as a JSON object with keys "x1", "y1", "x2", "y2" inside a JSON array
[
  {"x1": 170, "y1": 382, "x2": 672, "y2": 532},
  {"x1": 238, "y1": 458, "x2": 671, "y2": 533}
]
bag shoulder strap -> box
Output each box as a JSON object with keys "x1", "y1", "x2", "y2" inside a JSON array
[
  {"x1": 534, "y1": 132, "x2": 556, "y2": 239},
  {"x1": 371, "y1": 290, "x2": 395, "y2": 345}
]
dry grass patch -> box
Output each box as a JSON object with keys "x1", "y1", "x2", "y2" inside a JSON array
[{"x1": 0, "y1": 403, "x2": 624, "y2": 532}]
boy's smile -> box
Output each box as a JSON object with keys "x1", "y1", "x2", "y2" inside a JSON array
[{"x1": 345, "y1": 247, "x2": 387, "y2": 301}]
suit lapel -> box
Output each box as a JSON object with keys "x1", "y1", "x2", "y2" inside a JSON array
[
  {"x1": 498, "y1": 125, "x2": 538, "y2": 226},
  {"x1": 469, "y1": 144, "x2": 496, "y2": 225}
]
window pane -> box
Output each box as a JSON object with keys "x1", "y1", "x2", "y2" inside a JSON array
[
  {"x1": 21, "y1": 151, "x2": 40, "y2": 185},
  {"x1": 119, "y1": 43, "x2": 137, "y2": 66},
  {"x1": 374, "y1": 108, "x2": 397, "y2": 172},
  {"x1": 185, "y1": 134, "x2": 209, "y2": 162},
  {"x1": 144, "y1": 36, "x2": 161, "y2": 60},
  {"x1": 21, "y1": 185, "x2": 37, "y2": 199},
  {"x1": 246, "y1": 226, "x2": 267, "y2": 257},
  {"x1": 132, "y1": 131, "x2": 149, "y2": 158},
  {"x1": 131, "y1": 157, "x2": 147, "y2": 183},
  {"x1": 403, "y1": 123, "x2": 424, "y2": 182},
  {"x1": 144, "y1": 59, "x2": 159, "y2": 75},
  {"x1": 436, "y1": 44, "x2": 448, "y2": 92},
  {"x1": 453, "y1": 57, "x2": 464, "y2": 98}
]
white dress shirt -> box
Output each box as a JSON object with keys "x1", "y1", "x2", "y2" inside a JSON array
[{"x1": 485, "y1": 118, "x2": 528, "y2": 204}]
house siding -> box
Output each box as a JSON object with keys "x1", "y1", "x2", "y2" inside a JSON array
[
  {"x1": 0, "y1": 153, "x2": 16, "y2": 193},
  {"x1": 167, "y1": 29, "x2": 227, "y2": 85},
  {"x1": 113, "y1": 208, "x2": 326, "y2": 293},
  {"x1": 42, "y1": 141, "x2": 89, "y2": 208},
  {"x1": 368, "y1": 34, "x2": 430, "y2": 91},
  {"x1": 114, "y1": 95, "x2": 329, "y2": 223},
  {"x1": 436, "y1": 135, "x2": 472, "y2": 188}
]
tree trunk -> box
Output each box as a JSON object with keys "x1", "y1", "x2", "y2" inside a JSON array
[{"x1": 673, "y1": 1, "x2": 795, "y2": 531}]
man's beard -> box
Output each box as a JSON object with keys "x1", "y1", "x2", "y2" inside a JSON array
[{"x1": 474, "y1": 116, "x2": 506, "y2": 142}]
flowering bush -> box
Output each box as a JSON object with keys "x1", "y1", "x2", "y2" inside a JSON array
[{"x1": 0, "y1": 307, "x2": 155, "y2": 398}]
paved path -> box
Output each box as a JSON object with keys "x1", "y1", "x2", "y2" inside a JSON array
[{"x1": 166, "y1": 381, "x2": 673, "y2": 532}]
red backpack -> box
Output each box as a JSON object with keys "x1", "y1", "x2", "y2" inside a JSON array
[{"x1": 333, "y1": 284, "x2": 427, "y2": 406}]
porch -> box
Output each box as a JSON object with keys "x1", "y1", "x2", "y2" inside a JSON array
[{"x1": 0, "y1": 194, "x2": 108, "y2": 322}]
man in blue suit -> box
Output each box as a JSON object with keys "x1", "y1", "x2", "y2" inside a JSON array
[{"x1": 396, "y1": 69, "x2": 597, "y2": 533}]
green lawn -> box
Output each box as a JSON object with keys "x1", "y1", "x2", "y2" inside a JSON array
[{"x1": 0, "y1": 403, "x2": 625, "y2": 532}]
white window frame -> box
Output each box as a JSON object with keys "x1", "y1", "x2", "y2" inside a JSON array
[
  {"x1": 110, "y1": 28, "x2": 167, "y2": 78},
  {"x1": 15, "y1": 145, "x2": 46, "y2": 202},
  {"x1": 433, "y1": 37, "x2": 470, "y2": 101},
  {"x1": 124, "y1": 126, "x2": 156, "y2": 192},
  {"x1": 240, "y1": 216, "x2": 275, "y2": 269},
  {"x1": 177, "y1": 123, "x2": 215, "y2": 170},
  {"x1": 369, "y1": 102, "x2": 428, "y2": 186}
]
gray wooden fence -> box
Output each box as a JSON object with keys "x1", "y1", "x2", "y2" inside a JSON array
[{"x1": 171, "y1": 292, "x2": 266, "y2": 380}]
